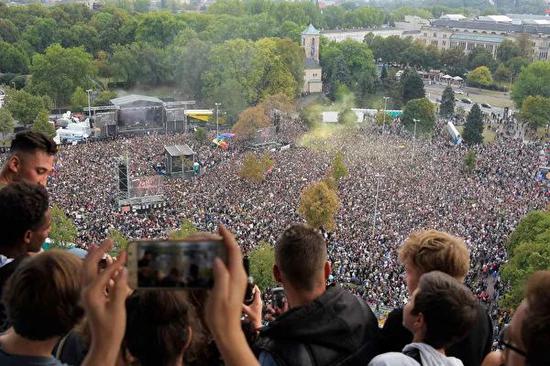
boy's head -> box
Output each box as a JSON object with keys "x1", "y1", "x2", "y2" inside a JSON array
[
  {"x1": 403, "y1": 271, "x2": 478, "y2": 350},
  {"x1": 3, "y1": 250, "x2": 83, "y2": 340},
  {"x1": 398, "y1": 230, "x2": 470, "y2": 294},
  {"x1": 274, "y1": 224, "x2": 329, "y2": 291},
  {"x1": 4, "y1": 131, "x2": 57, "y2": 187}
]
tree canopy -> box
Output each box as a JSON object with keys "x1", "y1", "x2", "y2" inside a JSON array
[
  {"x1": 439, "y1": 86, "x2": 455, "y2": 118},
  {"x1": 402, "y1": 97, "x2": 435, "y2": 135},
  {"x1": 520, "y1": 95, "x2": 550, "y2": 130},
  {"x1": 48, "y1": 205, "x2": 78, "y2": 248},
  {"x1": 462, "y1": 104, "x2": 484, "y2": 145},
  {"x1": 467, "y1": 66, "x2": 493, "y2": 86},
  {"x1": 400, "y1": 68, "x2": 425, "y2": 104},
  {"x1": 248, "y1": 242, "x2": 276, "y2": 291},
  {"x1": 298, "y1": 180, "x2": 341, "y2": 231},
  {"x1": 512, "y1": 61, "x2": 550, "y2": 108}
]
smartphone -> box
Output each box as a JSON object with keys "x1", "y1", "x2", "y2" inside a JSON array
[
  {"x1": 243, "y1": 256, "x2": 255, "y2": 305},
  {"x1": 272, "y1": 287, "x2": 285, "y2": 309},
  {"x1": 127, "y1": 239, "x2": 226, "y2": 289}
]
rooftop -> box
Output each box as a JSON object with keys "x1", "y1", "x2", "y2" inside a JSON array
[
  {"x1": 431, "y1": 18, "x2": 550, "y2": 35},
  {"x1": 302, "y1": 24, "x2": 320, "y2": 35},
  {"x1": 110, "y1": 94, "x2": 164, "y2": 106},
  {"x1": 450, "y1": 33, "x2": 506, "y2": 43},
  {"x1": 164, "y1": 144, "x2": 195, "y2": 157}
]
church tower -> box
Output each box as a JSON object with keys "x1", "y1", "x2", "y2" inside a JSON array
[{"x1": 301, "y1": 24, "x2": 322, "y2": 94}]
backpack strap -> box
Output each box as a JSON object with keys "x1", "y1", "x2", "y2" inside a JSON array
[{"x1": 403, "y1": 348, "x2": 423, "y2": 366}]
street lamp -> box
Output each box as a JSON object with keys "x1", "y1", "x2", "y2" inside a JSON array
[
  {"x1": 412, "y1": 118, "x2": 419, "y2": 161},
  {"x1": 372, "y1": 174, "x2": 385, "y2": 238},
  {"x1": 383, "y1": 96, "x2": 390, "y2": 125},
  {"x1": 86, "y1": 89, "x2": 93, "y2": 120},
  {"x1": 214, "y1": 102, "x2": 221, "y2": 136}
]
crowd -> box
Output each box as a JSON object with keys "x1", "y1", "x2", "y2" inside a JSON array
[
  {"x1": 25, "y1": 118, "x2": 541, "y2": 317},
  {"x1": 0, "y1": 128, "x2": 548, "y2": 366}
]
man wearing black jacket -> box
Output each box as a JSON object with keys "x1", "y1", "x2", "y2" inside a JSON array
[
  {"x1": 244, "y1": 224, "x2": 380, "y2": 366},
  {"x1": 379, "y1": 230, "x2": 492, "y2": 366}
]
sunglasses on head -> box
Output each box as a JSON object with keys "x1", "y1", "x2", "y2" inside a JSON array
[{"x1": 498, "y1": 324, "x2": 528, "y2": 358}]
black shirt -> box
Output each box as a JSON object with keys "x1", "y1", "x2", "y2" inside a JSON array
[{"x1": 379, "y1": 302, "x2": 493, "y2": 366}]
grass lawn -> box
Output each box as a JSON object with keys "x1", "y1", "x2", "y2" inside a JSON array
[{"x1": 463, "y1": 86, "x2": 514, "y2": 109}]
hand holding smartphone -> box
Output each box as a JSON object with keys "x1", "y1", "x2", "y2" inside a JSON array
[{"x1": 127, "y1": 238, "x2": 227, "y2": 289}]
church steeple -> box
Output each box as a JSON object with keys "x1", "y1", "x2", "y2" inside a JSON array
[{"x1": 301, "y1": 24, "x2": 320, "y2": 63}]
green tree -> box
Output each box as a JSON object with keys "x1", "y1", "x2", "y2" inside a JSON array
[
  {"x1": 467, "y1": 66, "x2": 493, "y2": 87},
  {"x1": 135, "y1": 12, "x2": 184, "y2": 46},
  {"x1": 463, "y1": 150, "x2": 476, "y2": 173},
  {"x1": 321, "y1": 39, "x2": 377, "y2": 101},
  {"x1": 467, "y1": 47, "x2": 496, "y2": 71},
  {"x1": 248, "y1": 241, "x2": 275, "y2": 291},
  {"x1": 506, "y1": 211, "x2": 550, "y2": 254},
  {"x1": 70, "y1": 86, "x2": 88, "y2": 112},
  {"x1": 0, "y1": 41, "x2": 29, "y2": 74},
  {"x1": 439, "y1": 86, "x2": 455, "y2": 118},
  {"x1": 168, "y1": 218, "x2": 198, "y2": 240},
  {"x1": 402, "y1": 97, "x2": 435, "y2": 135},
  {"x1": 501, "y1": 237, "x2": 550, "y2": 308},
  {"x1": 511, "y1": 61, "x2": 550, "y2": 108},
  {"x1": 93, "y1": 90, "x2": 117, "y2": 106},
  {"x1": 0, "y1": 108, "x2": 15, "y2": 136},
  {"x1": 497, "y1": 39, "x2": 521, "y2": 64},
  {"x1": 520, "y1": 95, "x2": 550, "y2": 130},
  {"x1": 107, "y1": 228, "x2": 129, "y2": 256},
  {"x1": 5, "y1": 88, "x2": 50, "y2": 126},
  {"x1": 298, "y1": 180, "x2": 341, "y2": 231},
  {"x1": 48, "y1": 205, "x2": 78, "y2": 249},
  {"x1": 494, "y1": 64, "x2": 512, "y2": 83},
  {"x1": 29, "y1": 44, "x2": 96, "y2": 107},
  {"x1": 401, "y1": 68, "x2": 425, "y2": 103},
  {"x1": 32, "y1": 110, "x2": 56, "y2": 139},
  {"x1": 463, "y1": 104, "x2": 484, "y2": 145},
  {"x1": 331, "y1": 151, "x2": 348, "y2": 181}
]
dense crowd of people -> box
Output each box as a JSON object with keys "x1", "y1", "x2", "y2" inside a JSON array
[
  {"x1": 26, "y1": 117, "x2": 542, "y2": 318},
  {"x1": 0, "y1": 124, "x2": 548, "y2": 366}
]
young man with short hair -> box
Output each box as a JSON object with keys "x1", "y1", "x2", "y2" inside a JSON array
[
  {"x1": 380, "y1": 230, "x2": 492, "y2": 366},
  {"x1": 247, "y1": 224, "x2": 380, "y2": 366},
  {"x1": 370, "y1": 271, "x2": 478, "y2": 366},
  {"x1": 0, "y1": 182, "x2": 51, "y2": 332},
  {"x1": 0, "y1": 130, "x2": 57, "y2": 188}
]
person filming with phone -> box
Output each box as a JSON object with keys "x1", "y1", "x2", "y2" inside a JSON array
[{"x1": 243, "y1": 224, "x2": 380, "y2": 366}]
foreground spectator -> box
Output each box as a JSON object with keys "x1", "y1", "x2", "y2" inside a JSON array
[
  {"x1": 370, "y1": 271, "x2": 478, "y2": 366},
  {"x1": 0, "y1": 131, "x2": 57, "y2": 188},
  {"x1": 380, "y1": 230, "x2": 492, "y2": 366},
  {"x1": 0, "y1": 241, "x2": 128, "y2": 366},
  {"x1": 246, "y1": 224, "x2": 380, "y2": 366},
  {"x1": 482, "y1": 270, "x2": 550, "y2": 366},
  {"x1": 0, "y1": 182, "x2": 51, "y2": 332}
]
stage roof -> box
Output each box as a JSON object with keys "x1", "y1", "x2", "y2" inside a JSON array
[
  {"x1": 165, "y1": 144, "x2": 195, "y2": 157},
  {"x1": 110, "y1": 95, "x2": 164, "y2": 107}
]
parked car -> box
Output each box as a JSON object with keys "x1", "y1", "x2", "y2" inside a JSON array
[
  {"x1": 481, "y1": 103, "x2": 492, "y2": 109},
  {"x1": 461, "y1": 98, "x2": 473, "y2": 104}
]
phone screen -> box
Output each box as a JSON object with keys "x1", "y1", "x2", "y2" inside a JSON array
[{"x1": 129, "y1": 240, "x2": 226, "y2": 289}]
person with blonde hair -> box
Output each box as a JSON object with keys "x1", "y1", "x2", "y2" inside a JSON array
[{"x1": 380, "y1": 229, "x2": 492, "y2": 366}]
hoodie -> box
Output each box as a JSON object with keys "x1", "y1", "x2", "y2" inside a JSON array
[
  {"x1": 368, "y1": 343, "x2": 464, "y2": 366},
  {"x1": 254, "y1": 286, "x2": 380, "y2": 366}
]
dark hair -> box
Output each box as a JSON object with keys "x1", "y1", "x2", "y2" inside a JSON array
[
  {"x1": 412, "y1": 271, "x2": 478, "y2": 349},
  {"x1": 0, "y1": 182, "x2": 49, "y2": 247},
  {"x1": 522, "y1": 270, "x2": 550, "y2": 366},
  {"x1": 275, "y1": 224, "x2": 327, "y2": 291},
  {"x1": 125, "y1": 290, "x2": 201, "y2": 366},
  {"x1": 10, "y1": 130, "x2": 57, "y2": 156},
  {"x1": 3, "y1": 250, "x2": 84, "y2": 340}
]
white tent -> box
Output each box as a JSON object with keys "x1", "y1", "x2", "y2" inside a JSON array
[
  {"x1": 442, "y1": 75, "x2": 452, "y2": 79},
  {"x1": 453, "y1": 76, "x2": 463, "y2": 81}
]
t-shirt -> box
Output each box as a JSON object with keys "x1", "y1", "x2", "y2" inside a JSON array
[{"x1": 0, "y1": 347, "x2": 68, "y2": 366}]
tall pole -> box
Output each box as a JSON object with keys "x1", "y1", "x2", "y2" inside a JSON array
[
  {"x1": 372, "y1": 174, "x2": 385, "y2": 238},
  {"x1": 412, "y1": 118, "x2": 418, "y2": 161},
  {"x1": 215, "y1": 102, "x2": 220, "y2": 136},
  {"x1": 86, "y1": 89, "x2": 92, "y2": 120}
]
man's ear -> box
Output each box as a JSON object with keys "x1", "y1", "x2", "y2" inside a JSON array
[
  {"x1": 414, "y1": 312, "x2": 426, "y2": 335},
  {"x1": 183, "y1": 326, "x2": 193, "y2": 352},
  {"x1": 324, "y1": 261, "x2": 331, "y2": 281},
  {"x1": 23, "y1": 230, "x2": 33, "y2": 247},
  {"x1": 273, "y1": 264, "x2": 282, "y2": 283},
  {"x1": 7, "y1": 155, "x2": 20, "y2": 174}
]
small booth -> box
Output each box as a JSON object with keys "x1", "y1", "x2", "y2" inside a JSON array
[{"x1": 164, "y1": 144, "x2": 197, "y2": 177}]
